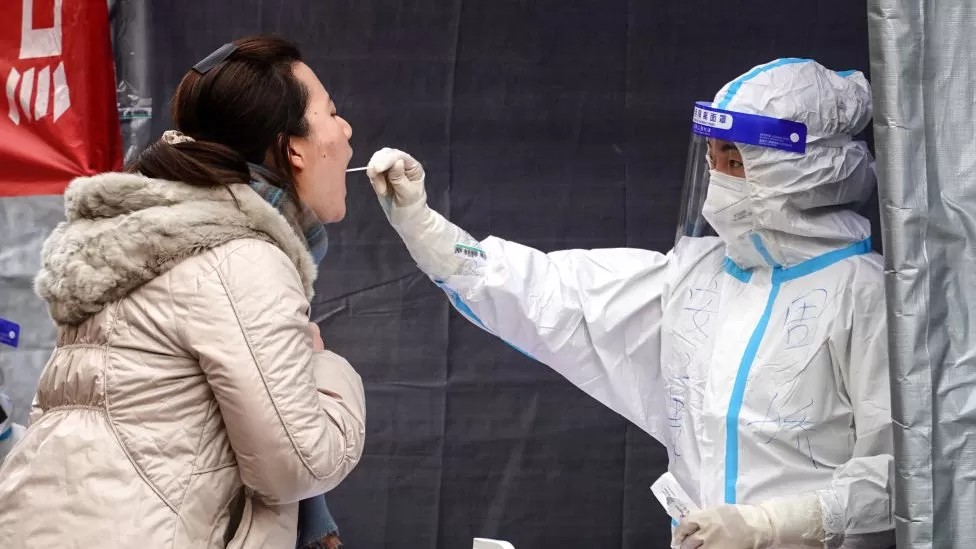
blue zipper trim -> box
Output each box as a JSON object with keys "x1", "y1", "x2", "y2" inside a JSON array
[{"x1": 724, "y1": 281, "x2": 781, "y2": 503}]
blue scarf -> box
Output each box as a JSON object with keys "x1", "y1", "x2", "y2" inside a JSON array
[{"x1": 247, "y1": 163, "x2": 329, "y2": 265}]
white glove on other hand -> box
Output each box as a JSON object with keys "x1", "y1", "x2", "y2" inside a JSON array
[{"x1": 672, "y1": 494, "x2": 825, "y2": 549}]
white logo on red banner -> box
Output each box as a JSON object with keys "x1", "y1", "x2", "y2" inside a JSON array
[
  {"x1": 0, "y1": 0, "x2": 120, "y2": 196},
  {"x1": 5, "y1": 0, "x2": 70, "y2": 126}
]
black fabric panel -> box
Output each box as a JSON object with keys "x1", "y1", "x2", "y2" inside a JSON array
[{"x1": 142, "y1": 2, "x2": 872, "y2": 546}]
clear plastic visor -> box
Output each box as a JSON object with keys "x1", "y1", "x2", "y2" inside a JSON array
[{"x1": 674, "y1": 102, "x2": 809, "y2": 246}]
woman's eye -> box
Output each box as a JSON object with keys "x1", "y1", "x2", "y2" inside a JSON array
[{"x1": 730, "y1": 160, "x2": 743, "y2": 169}]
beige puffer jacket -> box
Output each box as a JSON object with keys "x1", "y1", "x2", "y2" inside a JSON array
[{"x1": 0, "y1": 173, "x2": 366, "y2": 548}]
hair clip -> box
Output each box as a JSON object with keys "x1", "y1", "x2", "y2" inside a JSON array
[
  {"x1": 161, "y1": 130, "x2": 195, "y2": 145},
  {"x1": 191, "y1": 43, "x2": 238, "y2": 74}
]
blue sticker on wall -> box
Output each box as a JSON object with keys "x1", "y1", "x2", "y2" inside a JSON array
[{"x1": 0, "y1": 318, "x2": 20, "y2": 348}]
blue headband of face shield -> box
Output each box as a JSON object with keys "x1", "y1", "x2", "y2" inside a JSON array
[{"x1": 691, "y1": 101, "x2": 808, "y2": 154}]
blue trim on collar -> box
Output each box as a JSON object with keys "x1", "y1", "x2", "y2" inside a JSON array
[
  {"x1": 772, "y1": 238, "x2": 872, "y2": 284},
  {"x1": 722, "y1": 237, "x2": 872, "y2": 284},
  {"x1": 723, "y1": 257, "x2": 753, "y2": 283}
]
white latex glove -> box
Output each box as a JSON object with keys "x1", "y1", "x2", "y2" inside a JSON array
[
  {"x1": 366, "y1": 148, "x2": 428, "y2": 212},
  {"x1": 367, "y1": 148, "x2": 482, "y2": 280},
  {"x1": 673, "y1": 494, "x2": 825, "y2": 549}
]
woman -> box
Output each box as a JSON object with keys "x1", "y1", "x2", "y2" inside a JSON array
[{"x1": 0, "y1": 36, "x2": 365, "y2": 548}]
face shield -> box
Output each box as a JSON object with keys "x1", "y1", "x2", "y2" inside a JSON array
[{"x1": 675, "y1": 101, "x2": 809, "y2": 246}]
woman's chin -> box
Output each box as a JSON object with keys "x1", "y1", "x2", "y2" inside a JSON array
[{"x1": 319, "y1": 203, "x2": 346, "y2": 223}]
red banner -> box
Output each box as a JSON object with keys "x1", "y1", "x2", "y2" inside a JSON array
[{"x1": 0, "y1": 0, "x2": 122, "y2": 197}]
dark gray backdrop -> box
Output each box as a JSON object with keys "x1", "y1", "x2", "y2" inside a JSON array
[{"x1": 117, "y1": 2, "x2": 873, "y2": 546}]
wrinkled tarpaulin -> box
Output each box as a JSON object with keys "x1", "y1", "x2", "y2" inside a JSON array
[{"x1": 869, "y1": 0, "x2": 976, "y2": 547}]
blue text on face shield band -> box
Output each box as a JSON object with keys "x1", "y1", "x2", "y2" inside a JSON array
[
  {"x1": 436, "y1": 282, "x2": 535, "y2": 360},
  {"x1": 716, "y1": 58, "x2": 811, "y2": 109},
  {"x1": 723, "y1": 237, "x2": 872, "y2": 503},
  {"x1": 0, "y1": 427, "x2": 11, "y2": 442},
  {"x1": 692, "y1": 102, "x2": 808, "y2": 154}
]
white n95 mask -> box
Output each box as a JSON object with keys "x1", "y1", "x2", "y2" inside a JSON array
[{"x1": 701, "y1": 170, "x2": 780, "y2": 269}]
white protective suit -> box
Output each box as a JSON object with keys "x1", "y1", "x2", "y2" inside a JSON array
[{"x1": 368, "y1": 59, "x2": 894, "y2": 548}]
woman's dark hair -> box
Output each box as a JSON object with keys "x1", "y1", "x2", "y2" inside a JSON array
[{"x1": 128, "y1": 35, "x2": 310, "y2": 197}]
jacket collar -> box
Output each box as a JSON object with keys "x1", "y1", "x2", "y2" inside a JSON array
[{"x1": 36, "y1": 172, "x2": 317, "y2": 325}]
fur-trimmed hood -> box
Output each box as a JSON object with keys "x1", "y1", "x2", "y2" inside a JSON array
[{"x1": 35, "y1": 172, "x2": 317, "y2": 325}]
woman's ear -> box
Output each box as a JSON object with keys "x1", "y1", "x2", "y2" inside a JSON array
[{"x1": 287, "y1": 135, "x2": 307, "y2": 172}]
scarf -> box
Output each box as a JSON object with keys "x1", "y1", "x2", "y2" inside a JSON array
[{"x1": 247, "y1": 163, "x2": 329, "y2": 265}]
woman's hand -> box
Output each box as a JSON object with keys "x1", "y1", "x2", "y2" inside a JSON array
[{"x1": 308, "y1": 322, "x2": 325, "y2": 352}]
